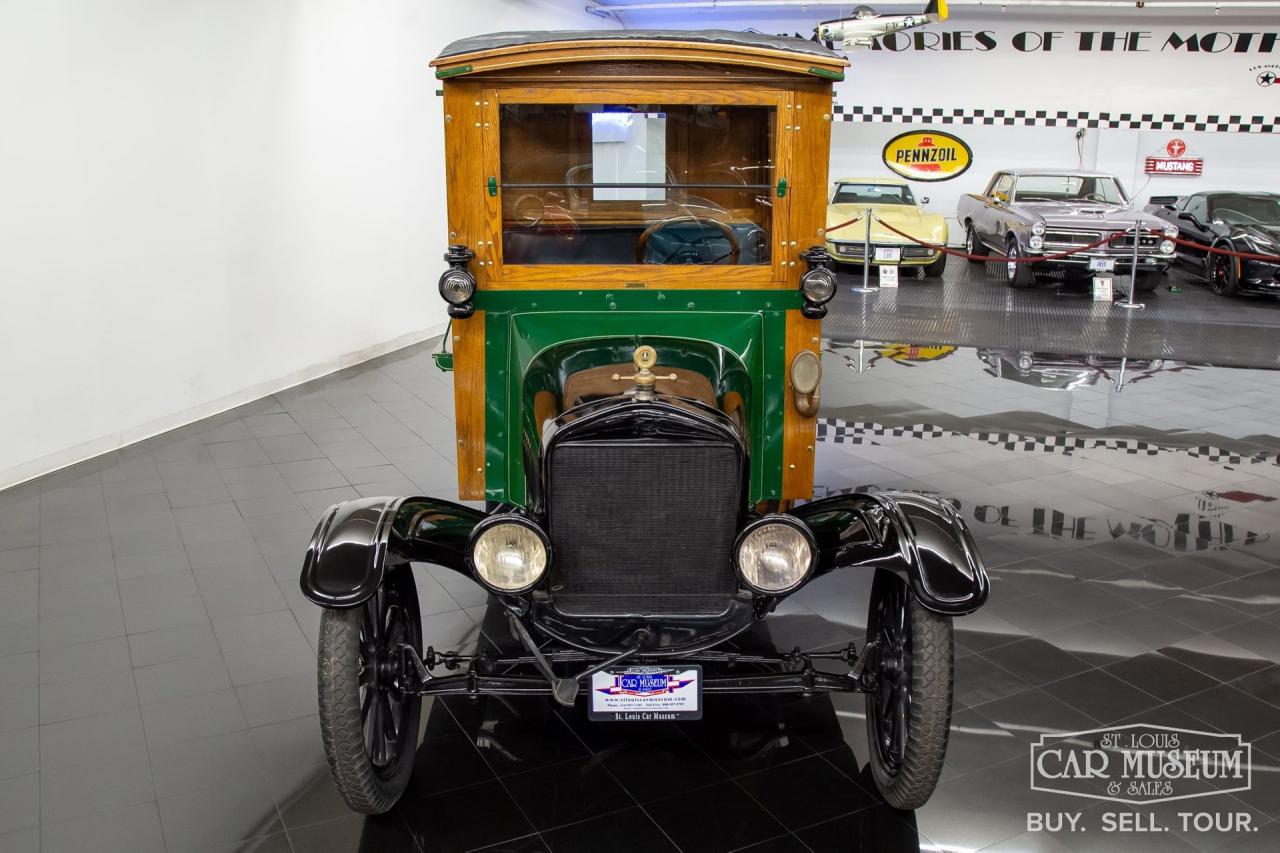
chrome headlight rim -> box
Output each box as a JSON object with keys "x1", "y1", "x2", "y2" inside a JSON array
[
  {"x1": 1028, "y1": 235, "x2": 1044, "y2": 251},
  {"x1": 800, "y1": 267, "x2": 838, "y2": 305},
  {"x1": 466, "y1": 513, "x2": 552, "y2": 595},
  {"x1": 733, "y1": 514, "x2": 818, "y2": 596},
  {"x1": 439, "y1": 268, "x2": 477, "y2": 306},
  {"x1": 1163, "y1": 225, "x2": 1179, "y2": 238},
  {"x1": 1160, "y1": 239, "x2": 1176, "y2": 254},
  {"x1": 1031, "y1": 222, "x2": 1046, "y2": 237}
]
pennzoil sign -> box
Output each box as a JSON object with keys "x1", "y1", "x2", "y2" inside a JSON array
[{"x1": 882, "y1": 130, "x2": 972, "y2": 182}]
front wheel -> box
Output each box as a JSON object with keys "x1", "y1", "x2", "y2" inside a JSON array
[
  {"x1": 964, "y1": 224, "x2": 987, "y2": 264},
  {"x1": 865, "y1": 570, "x2": 954, "y2": 811},
  {"x1": 1207, "y1": 248, "x2": 1239, "y2": 296},
  {"x1": 1005, "y1": 238, "x2": 1036, "y2": 288},
  {"x1": 318, "y1": 567, "x2": 423, "y2": 814}
]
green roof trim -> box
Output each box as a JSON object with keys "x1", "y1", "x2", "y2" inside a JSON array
[
  {"x1": 807, "y1": 66, "x2": 845, "y2": 81},
  {"x1": 435, "y1": 64, "x2": 474, "y2": 79}
]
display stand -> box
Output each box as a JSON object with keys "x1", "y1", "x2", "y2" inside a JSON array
[
  {"x1": 851, "y1": 207, "x2": 877, "y2": 294},
  {"x1": 1115, "y1": 222, "x2": 1145, "y2": 310}
]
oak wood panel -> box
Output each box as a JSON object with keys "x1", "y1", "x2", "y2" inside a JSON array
[
  {"x1": 430, "y1": 41, "x2": 846, "y2": 79},
  {"x1": 789, "y1": 84, "x2": 835, "y2": 255},
  {"x1": 442, "y1": 81, "x2": 487, "y2": 284},
  {"x1": 451, "y1": 312, "x2": 486, "y2": 500},
  {"x1": 486, "y1": 264, "x2": 783, "y2": 289},
  {"x1": 494, "y1": 85, "x2": 787, "y2": 106},
  {"x1": 781, "y1": 309, "x2": 822, "y2": 500}
]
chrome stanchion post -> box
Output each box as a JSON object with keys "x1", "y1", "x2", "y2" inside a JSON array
[
  {"x1": 1117, "y1": 220, "x2": 1145, "y2": 310},
  {"x1": 851, "y1": 207, "x2": 876, "y2": 294}
]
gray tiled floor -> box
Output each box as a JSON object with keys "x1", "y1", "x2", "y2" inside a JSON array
[{"x1": 2, "y1": 335, "x2": 1280, "y2": 852}]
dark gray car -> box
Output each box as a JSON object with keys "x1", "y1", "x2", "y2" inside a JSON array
[{"x1": 957, "y1": 170, "x2": 1177, "y2": 290}]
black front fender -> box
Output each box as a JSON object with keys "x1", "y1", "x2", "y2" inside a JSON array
[
  {"x1": 790, "y1": 491, "x2": 989, "y2": 615},
  {"x1": 299, "y1": 496, "x2": 486, "y2": 608}
]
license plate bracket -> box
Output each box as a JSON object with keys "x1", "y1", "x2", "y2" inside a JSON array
[
  {"x1": 1089, "y1": 257, "x2": 1116, "y2": 272},
  {"x1": 588, "y1": 665, "x2": 702, "y2": 721}
]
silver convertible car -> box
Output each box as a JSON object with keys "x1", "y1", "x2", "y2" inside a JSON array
[{"x1": 957, "y1": 170, "x2": 1177, "y2": 290}]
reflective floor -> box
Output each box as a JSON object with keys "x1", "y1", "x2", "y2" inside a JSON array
[
  {"x1": 3, "y1": 322, "x2": 1280, "y2": 850},
  {"x1": 828, "y1": 258, "x2": 1280, "y2": 368}
]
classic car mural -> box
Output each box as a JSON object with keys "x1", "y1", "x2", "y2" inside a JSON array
[
  {"x1": 825, "y1": 177, "x2": 949, "y2": 277},
  {"x1": 957, "y1": 170, "x2": 1177, "y2": 290},
  {"x1": 1146, "y1": 191, "x2": 1280, "y2": 296}
]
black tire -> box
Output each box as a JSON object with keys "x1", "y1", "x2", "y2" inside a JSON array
[
  {"x1": 1005, "y1": 237, "x2": 1035, "y2": 288},
  {"x1": 1207, "y1": 246, "x2": 1240, "y2": 296},
  {"x1": 964, "y1": 223, "x2": 987, "y2": 264},
  {"x1": 1135, "y1": 271, "x2": 1162, "y2": 294},
  {"x1": 318, "y1": 567, "x2": 422, "y2": 814},
  {"x1": 923, "y1": 255, "x2": 947, "y2": 278},
  {"x1": 865, "y1": 570, "x2": 954, "y2": 811}
]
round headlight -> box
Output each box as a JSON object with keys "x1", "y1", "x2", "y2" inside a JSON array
[
  {"x1": 1163, "y1": 225, "x2": 1178, "y2": 238},
  {"x1": 790, "y1": 350, "x2": 822, "y2": 395},
  {"x1": 1029, "y1": 236, "x2": 1044, "y2": 251},
  {"x1": 800, "y1": 267, "x2": 837, "y2": 304},
  {"x1": 439, "y1": 269, "x2": 476, "y2": 305},
  {"x1": 734, "y1": 516, "x2": 815, "y2": 595},
  {"x1": 468, "y1": 517, "x2": 549, "y2": 593},
  {"x1": 1016, "y1": 352, "x2": 1034, "y2": 372},
  {"x1": 1031, "y1": 222, "x2": 1046, "y2": 237},
  {"x1": 1160, "y1": 240, "x2": 1175, "y2": 254}
]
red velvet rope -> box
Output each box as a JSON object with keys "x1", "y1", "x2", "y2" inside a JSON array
[{"x1": 836, "y1": 215, "x2": 1280, "y2": 265}]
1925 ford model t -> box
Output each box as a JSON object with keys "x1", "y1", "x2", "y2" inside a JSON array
[{"x1": 300, "y1": 29, "x2": 988, "y2": 816}]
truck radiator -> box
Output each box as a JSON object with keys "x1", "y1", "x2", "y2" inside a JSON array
[{"x1": 546, "y1": 440, "x2": 742, "y2": 617}]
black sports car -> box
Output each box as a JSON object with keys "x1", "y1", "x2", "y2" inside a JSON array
[{"x1": 1146, "y1": 192, "x2": 1280, "y2": 296}]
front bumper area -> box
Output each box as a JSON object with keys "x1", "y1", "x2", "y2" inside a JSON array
[
  {"x1": 1241, "y1": 258, "x2": 1280, "y2": 292},
  {"x1": 393, "y1": 612, "x2": 871, "y2": 707},
  {"x1": 826, "y1": 239, "x2": 942, "y2": 266}
]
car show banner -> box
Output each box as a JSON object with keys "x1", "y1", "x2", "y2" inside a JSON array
[{"x1": 827, "y1": 12, "x2": 1280, "y2": 131}]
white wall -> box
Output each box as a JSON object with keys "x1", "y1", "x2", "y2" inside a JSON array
[{"x1": 0, "y1": 0, "x2": 610, "y2": 489}]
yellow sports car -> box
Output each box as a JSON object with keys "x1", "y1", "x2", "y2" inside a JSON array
[{"x1": 825, "y1": 177, "x2": 949, "y2": 277}]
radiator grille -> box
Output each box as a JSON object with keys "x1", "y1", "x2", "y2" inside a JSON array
[{"x1": 546, "y1": 440, "x2": 742, "y2": 616}]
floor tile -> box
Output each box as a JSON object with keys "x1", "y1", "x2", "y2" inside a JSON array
[
  {"x1": 645, "y1": 780, "x2": 788, "y2": 853},
  {"x1": 398, "y1": 778, "x2": 534, "y2": 852},
  {"x1": 541, "y1": 806, "x2": 675, "y2": 852}
]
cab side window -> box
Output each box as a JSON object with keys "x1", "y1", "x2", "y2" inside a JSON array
[
  {"x1": 1185, "y1": 195, "x2": 1208, "y2": 223},
  {"x1": 990, "y1": 174, "x2": 1014, "y2": 202}
]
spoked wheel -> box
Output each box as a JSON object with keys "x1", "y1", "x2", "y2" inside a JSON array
[
  {"x1": 865, "y1": 570, "x2": 954, "y2": 811},
  {"x1": 318, "y1": 567, "x2": 422, "y2": 814}
]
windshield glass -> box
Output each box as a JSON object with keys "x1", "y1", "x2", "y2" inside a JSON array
[
  {"x1": 1210, "y1": 194, "x2": 1280, "y2": 225},
  {"x1": 499, "y1": 103, "x2": 775, "y2": 265},
  {"x1": 832, "y1": 183, "x2": 915, "y2": 206},
  {"x1": 1014, "y1": 175, "x2": 1127, "y2": 204}
]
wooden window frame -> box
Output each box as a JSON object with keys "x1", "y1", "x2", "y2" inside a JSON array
[{"x1": 479, "y1": 84, "x2": 801, "y2": 290}]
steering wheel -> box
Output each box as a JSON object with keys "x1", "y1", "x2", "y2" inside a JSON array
[{"x1": 635, "y1": 216, "x2": 741, "y2": 265}]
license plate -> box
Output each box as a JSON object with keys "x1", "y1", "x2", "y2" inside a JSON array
[
  {"x1": 588, "y1": 666, "x2": 702, "y2": 721},
  {"x1": 1089, "y1": 257, "x2": 1115, "y2": 272},
  {"x1": 874, "y1": 247, "x2": 901, "y2": 263}
]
